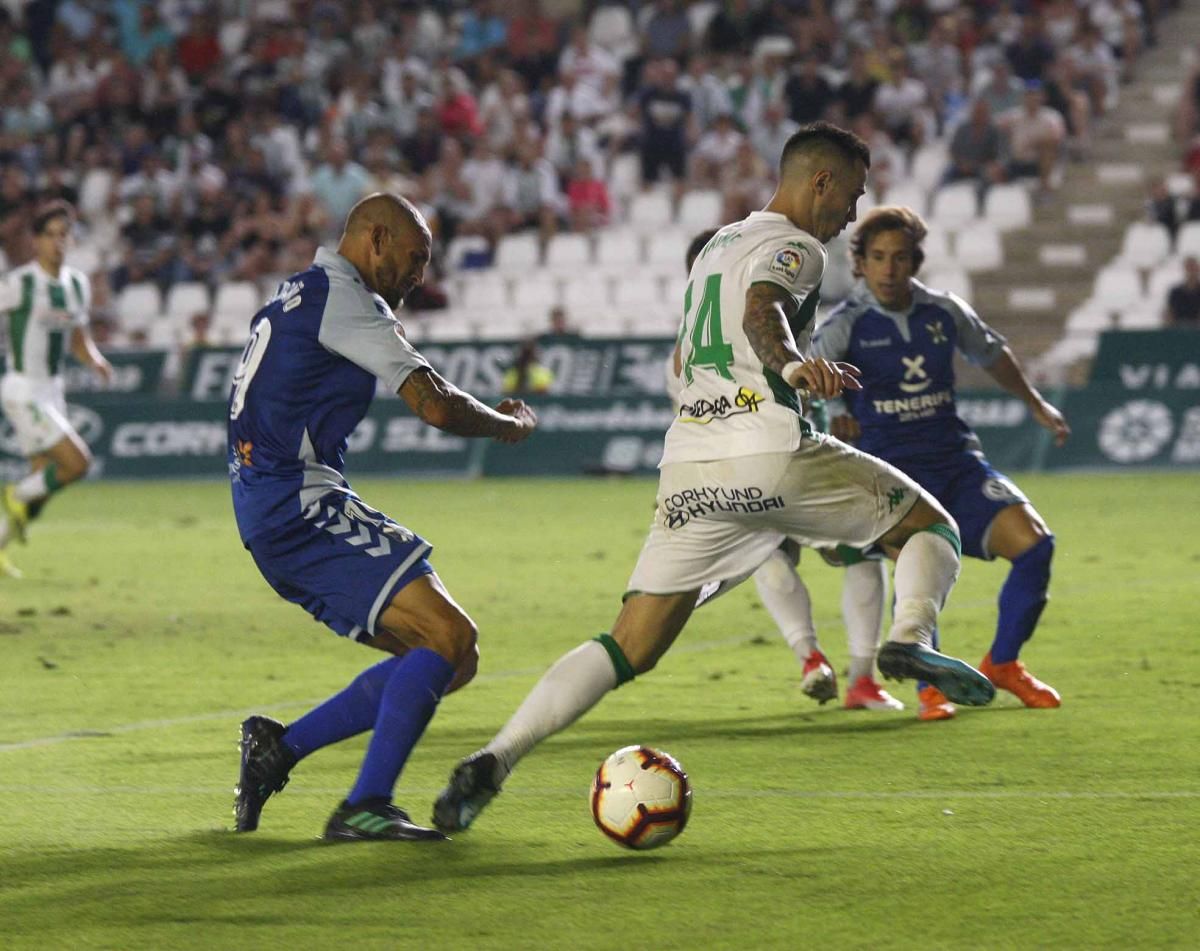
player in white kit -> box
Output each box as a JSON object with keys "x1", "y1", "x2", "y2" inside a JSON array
[
  {"x1": 434, "y1": 123, "x2": 995, "y2": 833},
  {"x1": 0, "y1": 202, "x2": 111, "y2": 571}
]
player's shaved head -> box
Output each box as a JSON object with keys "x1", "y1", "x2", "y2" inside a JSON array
[
  {"x1": 344, "y1": 192, "x2": 430, "y2": 243},
  {"x1": 338, "y1": 192, "x2": 432, "y2": 309},
  {"x1": 778, "y1": 121, "x2": 870, "y2": 181}
]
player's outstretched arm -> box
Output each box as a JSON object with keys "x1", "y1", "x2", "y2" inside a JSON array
[
  {"x1": 400, "y1": 368, "x2": 537, "y2": 443},
  {"x1": 743, "y1": 283, "x2": 861, "y2": 399},
  {"x1": 984, "y1": 346, "x2": 1070, "y2": 446},
  {"x1": 70, "y1": 327, "x2": 113, "y2": 384}
]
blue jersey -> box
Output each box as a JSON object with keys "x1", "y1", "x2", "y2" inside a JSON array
[
  {"x1": 228, "y1": 247, "x2": 429, "y2": 545},
  {"x1": 810, "y1": 279, "x2": 1006, "y2": 469}
]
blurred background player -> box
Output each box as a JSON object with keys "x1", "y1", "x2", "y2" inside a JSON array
[
  {"x1": 677, "y1": 229, "x2": 902, "y2": 712},
  {"x1": 230, "y1": 194, "x2": 536, "y2": 842},
  {"x1": 0, "y1": 201, "x2": 112, "y2": 577},
  {"x1": 812, "y1": 206, "x2": 1070, "y2": 717}
]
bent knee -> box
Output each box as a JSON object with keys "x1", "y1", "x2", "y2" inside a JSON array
[{"x1": 427, "y1": 614, "x2": 479, "y2": 668}]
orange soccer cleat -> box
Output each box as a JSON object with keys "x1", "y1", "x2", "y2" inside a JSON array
[
  {"x1": 917, "y1": 685, "x2": 957, "y2": 721},
  {"x1": 980, "y1": 654, "x2": 1062, "y2": 708}
]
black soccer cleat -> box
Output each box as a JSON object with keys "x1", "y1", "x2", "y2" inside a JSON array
[
  {"x1": 877, "y1": 641, "x2": 996, "y2": 707},
  {"x1": 234, "y1": 715, "x2": 298, "y2": 832},
  {"x1": 324, "y1": 798, "x2": 448, "y2": 842},
  {"x1": 432, "y1": 751, "x2": 503, "y2": 832}
]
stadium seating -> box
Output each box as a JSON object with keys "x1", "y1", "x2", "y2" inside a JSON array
[
  {"x1": 923, "y1": 267, "x2": 973, "y2": 301},
  {"x1": 1117, "y1": 222, "x2": 1172, "y2": 270},
  {"x1": 1091, "y1": 265, "x2": 1144, "y2": 311},
  {"x1": 544, "y1": 233, "x2": 593, "y2": 271},
  {"x1": 595, "y1": 228, "x2": 644, "y2": 271},
  {"x1": 930, "y1": 182, "x2": 979, "y2": 233},
  {"x1": 165, "y1": 282, "x2": 210, "y2": 322},
  {"x1": 982, "y1": 184, "x2": 1033, "y2": 232},
  {"x1": 677, "y1": 190, "x2": 723, "y2": 231},
  {"x1": 954, "y1": 224, "x2": 1004, "y2": 272},
  {"x1": 628, "y1": 191, "x2": 674, "y2": 233},
  {"x1": 494, "y1": 233, "x2": 541, "y2": 273},
  {"x1": 114, "y1": 283, "x2": 162, "y2": 335},
  {"x1": 1177, "y1": 222, "x2": 1200, "y2": 258}
]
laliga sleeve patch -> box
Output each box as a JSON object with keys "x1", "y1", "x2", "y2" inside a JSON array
[{"x1": 768, "y1": 246, "x2": 806, "y2": 285}]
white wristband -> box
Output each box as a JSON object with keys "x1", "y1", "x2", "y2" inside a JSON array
[{"x1": 780, "y1": 360, "x2": 805, "y2": 388}]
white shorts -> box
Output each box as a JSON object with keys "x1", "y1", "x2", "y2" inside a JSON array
[
  {"x1": 626, "y1": 435, "x2": 928, "y2": 596},
  {"x1": 0, "y1": 374, "x2": 74, "y2": 456}
]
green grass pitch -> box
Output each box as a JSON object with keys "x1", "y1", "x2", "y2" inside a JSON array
[{"x1": 1, "y1": 473, "x2": 1197, "y2": 949}]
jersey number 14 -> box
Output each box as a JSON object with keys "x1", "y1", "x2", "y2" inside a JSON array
[{"x1": 682, "y1": 274, "x2": 734, "y2": 385}]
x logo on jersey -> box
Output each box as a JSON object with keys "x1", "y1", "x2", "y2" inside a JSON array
[{"x1": 899, "y1": 355, "x2": 931, "y2": 394}]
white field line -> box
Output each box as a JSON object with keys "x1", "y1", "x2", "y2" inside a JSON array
[{"x1": 0, "y1": 786, "x2": 1195, "y2": 801}]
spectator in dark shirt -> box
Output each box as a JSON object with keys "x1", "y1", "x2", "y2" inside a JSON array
[
  {"x1": 638, "y1": 59, "x2": 691, "y2": 184},
  {"x1": 785, "y1": 59, "x2": 835, "y2": 125},
  {"x1": 836, "y1": 48, "x2": 880, "y2": 122},
  {"x1": 1006, "y1": 15, "x2": 1056, "y2": 83},
  {"x1": 705, "y1": 0, "x2": 763, "y2": 56},
  {"x1": 1146, "y1": 177, "x2": 1181, "y2": 241},
  {"x1": 403, "y1": 108, "x2": 445, "y2": 175},
  {"x1": 1166, "y1": 256, "x2": 1200, "y2": 327},
  {"x1": 944, "y1": 98, "x2": 1003, "y2": 190},
  {"x1": 643, "y1": 0, "x2": 692, "y2": 61}
]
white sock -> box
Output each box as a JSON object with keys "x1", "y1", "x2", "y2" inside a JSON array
[
  {"x1": 888, "y1": 529, "x2": 960, "y2": 647},
  {"x1": 843, "y1": 559, "x2": 887, "y2": 678},
  {"x1": 14, "y1": 469, "x2": 51, "y2": 504},
  {"x1": 753, "y1": 547, "x2": 818, "y2": 660},
  {"x1": 484, "y1": 640, "x2": 618, "y2": 781}
]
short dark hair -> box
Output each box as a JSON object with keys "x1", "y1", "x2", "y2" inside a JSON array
[
  {"x1": 686, "y1": 229, "x2": 720, "y2": 272},
  {"x1": 779, "y1": 121, "x2": 871, "y2": 177},
  {"x1": 849, "y1": 205, "x2": 927, "y2": 276},
  {"x1": 32, "y1": 200, "x2": 75, "y2": 235}
]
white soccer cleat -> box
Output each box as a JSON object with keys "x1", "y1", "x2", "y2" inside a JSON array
[{"x1": 844, "y1": 675, "x2": 905, "y2": 711}]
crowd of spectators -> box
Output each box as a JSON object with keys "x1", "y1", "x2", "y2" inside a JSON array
[{"x1": 0, "y1": 0, "x2": 1165, "y2": 345}]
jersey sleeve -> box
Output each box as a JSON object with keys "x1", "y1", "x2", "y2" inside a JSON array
[
  {"x1": 70, "y1": 270, "x2": 92, "y2": 327},
  {"x1": 809, "y1": 309, "x2": 853, "y2": 361},
  {"x1": 745, "y1": 236, "x2": 825, "y2": 307},
  {"x1": 0, "y1": 272, "x2": 20, "y2": 314},
  {"x1": 317, "y1": 282, "x2": 431, "y2": 391},
  {"x1": 942, "y1": 292, "x2": 1006, "y2": 366}
]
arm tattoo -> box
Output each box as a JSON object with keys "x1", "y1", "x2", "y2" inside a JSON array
[
  {"x1": 402, "y1": 369, "x2": 515, "y2": 438},
  {"x1": 742, "y1": 283, "x2": 803, "y2": 374}
]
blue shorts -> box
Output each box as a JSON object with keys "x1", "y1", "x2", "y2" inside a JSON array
[
  {"x1": 900, "y1": 453, "x2": 1028, "y2": 560},
  {"x1": 247, "y1": 492, "x2": 434, "y2": 642}
]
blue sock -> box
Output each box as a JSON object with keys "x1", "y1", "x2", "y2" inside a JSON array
[
  {"x1": 283, "y1": 657, "x2": 404, "y2": 760},
  {"x1": 347, "y1": 647, "x2": 455, "y2": 806},
  {"x1": 992, "y1": 535, "x2": 1054, "y2": 664}
]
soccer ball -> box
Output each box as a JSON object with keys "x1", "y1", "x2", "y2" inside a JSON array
[{"x1": 590, "y1": 745, "x2": 692, "y2": 850}]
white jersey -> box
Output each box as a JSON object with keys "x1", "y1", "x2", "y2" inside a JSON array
[
  {"x1": 0, "y1": 261, "x2": 90, "y2": 383},
  {"x1": 662, "y1": 210, "x2": 826, "y2": 465}
]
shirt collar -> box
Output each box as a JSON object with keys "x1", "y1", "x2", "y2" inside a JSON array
[
  {"x1": 314, "y1": 246, "x2": 365, "y2": 286},
  {"x1": 853, "y1": 277, "x2": 922, "y2": 319}
]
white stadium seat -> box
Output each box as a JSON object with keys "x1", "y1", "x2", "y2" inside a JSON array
[
  {"x1": 1148, "y1": 259, "x2": 1184, "y2": 303},
  {"x1": 1066, "y1": 303, "x2": 1115, "y2": 332},
  {"x1": 511, "y1": 274, "x2": 561, "y2": 311},
  {"x1": 595, "y1": 228, "x2": 643, "y2": 271},
  {"x1": 929, "y1": 182, "x2": 979, "y2": 232},
  {"x1": 607, "y1": 153, "x2": 642, "y2": 202},
  {"x1": 115, "y1": 282, "x2": 162, "y2": 333},
  {"x1": 627, "y1": 191, "x2": 674, "y2": 232},
  {"x1": 1117, "y1": 307, "x2": 1164, "y2": 330},
  {"x1": 444, "y1": 234, "x2": 491, "y2": 272},
  {"x1": 544, "y1": 233, "x2": 593, "y2": 271},
  {"x1": 677, "y1": 189, "x2": 724, "y2": 231},
  {"x1": 643, "y1": 227, "x2": 692, "y2": 273},
  {"x1": 612, "y1": 275, "x2": 664, "y2": 310},
  {"x1": 983, "y1": 183, "x2": 1032, "y2": 232},
  {"x1": 494, "y1": 233, "x2": 541, "y2": 273},
  {"x1": 880, "y1": 181, "x2": 928, "y2": 216},
  {"x1": 458, "y1": 271, "x2": 509, "y2": 310},
  {"x1": 923, "y1": 268, "x2": 972, "y2": 301},
  {"x1": 1176, "y1": 221, "x2": 1200, "y2": 258},
  {"x1": 1118, "y1": 221, "x2": 1172, "y2": 270},
  {"x1": 920, "y1": 228, "x2": 953, "y2": 272},
  {"x1": 213, "y1": 281, "x2": 261, "y2": 325},
  {"x1": 164, "y1": 281, "x2": 210, "y2": 321},
  {"x1": 953, "y1": 223, "x2": 1003, "y2": 272},
  {"x1": 909, "y1": 144, "x2": 949, "y2": 193},
  {"x1": 1092, "y1": 265, "x2": 1144, "y2": 310},
  {"x1": 561, "y1": 274, "x2": 612, "y2": 314}
]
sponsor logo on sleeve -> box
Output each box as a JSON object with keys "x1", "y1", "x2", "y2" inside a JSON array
[{"x1": 768, "y1": 247, "x2": 805, "y2": 284}]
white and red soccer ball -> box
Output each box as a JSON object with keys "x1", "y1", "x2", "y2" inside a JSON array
[{"x1": 590, "y1": 745, "x2": 691, "y2": 850}]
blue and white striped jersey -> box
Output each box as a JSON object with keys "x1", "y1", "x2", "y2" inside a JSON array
[
  {"x1": 228, "y1": 247, "x2": 429, "y2": 544},
  {"x1": 810, "y1": 278, "x2": 1006, "y2": 468}
]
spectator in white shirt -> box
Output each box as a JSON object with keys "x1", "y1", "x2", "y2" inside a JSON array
[{"x1": 996, "y1": 81, "x2": 1066, "y2": 193}]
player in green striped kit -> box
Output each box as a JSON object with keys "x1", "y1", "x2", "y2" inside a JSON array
[{"x1": 0, "y1": 202, "x2": 112, "y2": 572}]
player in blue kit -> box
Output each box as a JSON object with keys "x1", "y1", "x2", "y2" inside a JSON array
[
  {"x1": 811, "y1": 205, "x2": 1069, "y2": 716},
  {"x1": 229, "y1": 193, "x2": 537, "y2": 841}
]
